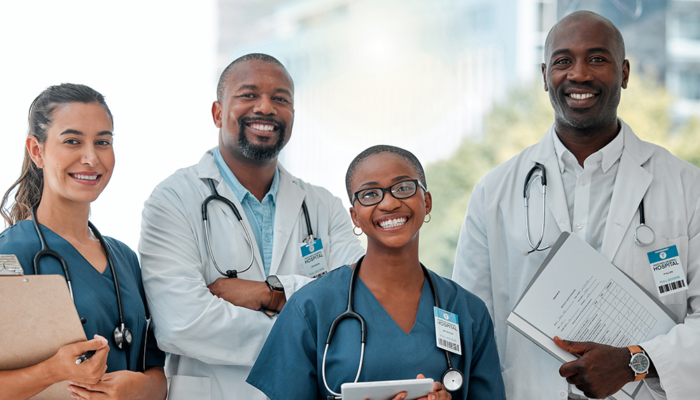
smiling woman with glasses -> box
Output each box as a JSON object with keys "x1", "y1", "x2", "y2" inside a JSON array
[{"x1": 247, "y1": 145, "x2": 506, "y2": 400}]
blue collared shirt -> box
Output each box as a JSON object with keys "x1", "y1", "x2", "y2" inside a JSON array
[{"x1": 213, "y1": 148, "x2": 279, "y2": 276}]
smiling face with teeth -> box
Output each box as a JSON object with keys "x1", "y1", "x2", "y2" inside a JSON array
[
  {"x1": 349, "y1": 152, "x2": 432, "y2": 252},
  {"x1": 542, "y1": 13, "x2": 630, "y2": 138},
  {"x1": 27, "y1": 102, "x2": 114, "y2": 205},
  {"x1": 213, "y1": 59, "x2": 295, "y2": 164}
]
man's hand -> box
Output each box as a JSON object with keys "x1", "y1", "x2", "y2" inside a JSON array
[
  {"x1": 208, "y1": 278, "x2": 275, "y2": 311},
  {"x1": 554, "y1": 336, "x2": 634, "y2": 399}
]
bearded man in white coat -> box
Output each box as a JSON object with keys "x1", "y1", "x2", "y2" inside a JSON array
[
  {"x1": 452, "y1": 11, "x2": 700, "y2": 400},
  {"x1": 139, "y1": 53, "x2": 364, "y2": 400}
]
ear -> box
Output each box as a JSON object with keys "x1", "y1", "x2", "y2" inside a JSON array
[
  {"x1": 26, "y1": 136, "x2": 44, "y2": 169},
  {"x1": 424, "y1": 191, "x2": 432, "y2": 215},
  {"x1": 541, "y1": 63, "x2": 549, "y2": 92},
  {"x1": 621, "y1": 59, "x2": 630, "y2": 89},
  {"x1": 212, "y1": 101, "x2": 223, "y2": 128},
  {"x1": 349, "y1": 206, "x2": 359, "y2": 227}
]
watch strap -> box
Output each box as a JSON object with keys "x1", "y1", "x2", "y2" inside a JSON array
[
  {"x1": 628, "y1": 345, "x2": 647, "y2": 381},
  {"x1": 267, "y1": 287, "x2": 284, "y2": 313}
]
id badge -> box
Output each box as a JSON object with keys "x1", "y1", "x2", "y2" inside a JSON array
[
  {"x1": 434, "y1": 307, "x2": 462, "y2": 355},
  {"x1": 299, "y1": 238, "x2": 329, "y2": 278},
  {"x1": 647, "y1": 245, "x2": 688, "y2": 297}
]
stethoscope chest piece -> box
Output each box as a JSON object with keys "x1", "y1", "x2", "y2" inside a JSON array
[
  {"x1": 634, "y1": 224, "x2": 655, "y2": 247},
  {"x1": 442, "y1": 368, "x2": 464, "y2": 392},
  {"x1": 113, "y1": 323, "x2": 133, "y2": 350}
]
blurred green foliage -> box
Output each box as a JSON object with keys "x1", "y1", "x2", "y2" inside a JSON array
[{"x1": 420, "y1": 73, "x2": 700, "y2": 277}]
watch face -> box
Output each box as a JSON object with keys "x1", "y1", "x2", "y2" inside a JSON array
[
  {"x1": 267, "y1": 275, "x2": 283, "y2": 290},
  {"x1": 630, "y1": 353, "x2": 649, "y2": 373}
]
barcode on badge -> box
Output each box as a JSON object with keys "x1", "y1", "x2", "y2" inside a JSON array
[
  {"x1": 659, "y1": 279, "x2": 686, "y2": 294},
  {"x1": 311, "y1": 270, "x2": 328, "y2": 279},
  {"x1": 438, "y1": 338, "x2": 460, "y2": 353}
]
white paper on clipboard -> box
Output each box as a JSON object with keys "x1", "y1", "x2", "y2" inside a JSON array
[{"x1": 507, "y1": 232, "x2": 678, "y2": 400}]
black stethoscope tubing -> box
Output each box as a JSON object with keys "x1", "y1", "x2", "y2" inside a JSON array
[
  {"x1": 202, "y1": 178, "x2": 314, "y2": 278},
  {"x1": 30, "y1": 207, "x2": 137, "y2": 369},
  {"x1": 523, "y1": 163, "x2": 655, "y2": 251},
  {"x1": 322, "y1": 256, "x2": 464, "y2": 399}
]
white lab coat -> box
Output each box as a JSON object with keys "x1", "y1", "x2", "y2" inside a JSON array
[
  {"x1": 139, "y1": 149, "x2": 365, "y2": 400},
  {"x1": 453, "y1": 120, "x2": 700, "y2": 400}
]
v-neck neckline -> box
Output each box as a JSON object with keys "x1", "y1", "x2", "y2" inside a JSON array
[
  {"x1": 355, "y1": 273, "x2": 432, "y2": 336},
  {"x1": 31, "y1": 221, "x2": 111, "y2": 277}
]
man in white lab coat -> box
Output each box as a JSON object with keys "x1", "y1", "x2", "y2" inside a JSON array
[
  {"x1": 139, "y1": 54, "x2": 364, "y2": 400},
  {"x1": 452, "y1": 11, "x2": 700, "y2": 400}
]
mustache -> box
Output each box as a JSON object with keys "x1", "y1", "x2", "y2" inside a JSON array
[
  {"x1": 239, "y1": 116, "x2": 284, "y2": 129},
  {"x1": 561, "y1": 82, "x2": 599, "y2": 93}
]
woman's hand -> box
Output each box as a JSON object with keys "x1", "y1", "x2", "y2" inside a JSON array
[
  {"x1": 50, "y1": 334, "x2": 110, "y2": 384},
  {"x1": 68, "y1": 367, "x2": 167, "y2": 400},
  {"x1": 0, "y1": 335, "x2": 109, "y2": 400},
  {"x1": 386, "y1": 374, "x2": 451, "y2": 400}
]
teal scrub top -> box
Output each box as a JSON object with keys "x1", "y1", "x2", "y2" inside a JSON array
[
  {"x1": 0, "y1": 220, "x2": 165, "y2": 372},
  {"x1": 247, "y1": 265, "x2": 506, "y2": 400}
]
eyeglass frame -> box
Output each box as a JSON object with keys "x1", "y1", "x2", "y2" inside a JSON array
[{"x1": 351, "y1": 179, "x2": 428, "y2": 206}]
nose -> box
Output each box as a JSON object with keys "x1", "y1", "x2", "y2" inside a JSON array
[
  {"x1": 377, "y1": 189, "x2": 401, "y2": 211},
  {"x1": 567, "y1": 60, "x2": 593, "y2": 83},
  {"x1": 81, "y1": 145, "x2": 98, "y2": 167},
  {"x1": 253, "y1": 95, "x2": 277, "y2": 116}
]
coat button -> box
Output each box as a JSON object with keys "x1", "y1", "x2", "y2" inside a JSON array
[{"x1": 558, "y1": 389, "x2": 568, "y2": 400}]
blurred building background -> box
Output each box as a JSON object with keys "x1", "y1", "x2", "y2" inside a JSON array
[{"x1": 216, "y1": 0, "x2": 700, "y2": 276}]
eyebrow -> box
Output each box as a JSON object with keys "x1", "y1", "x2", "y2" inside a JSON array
[
  {"x1": 358, "y1": 176, "x2": 414, "y2": 188},
  {"x1": 550, "y1": 47, "x2": 613, "y2": 61},
  {"x1": 60, "y1": 129, "x2": 112, "y2": 136},
  {"x1": 236, "y1": 84, "x2": 292, "y2": 97}
]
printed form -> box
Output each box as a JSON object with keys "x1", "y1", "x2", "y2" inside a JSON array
[{"x1": 507, "y1": 233, "x2": 677, "y2": 400}]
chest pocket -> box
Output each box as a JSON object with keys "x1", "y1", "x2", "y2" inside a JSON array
[{"x1": 632, "y1": 235, "x2": 689, "y2": 318}]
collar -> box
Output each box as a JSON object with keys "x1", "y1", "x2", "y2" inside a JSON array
[
  {"x1": 213, "y1": 147, "x2": 280, "y2": 204},
  {"x1": 551, "y1": 122, "x2": 625, "y2": 174}
]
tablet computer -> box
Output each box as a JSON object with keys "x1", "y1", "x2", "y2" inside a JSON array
[{"x1": 341, "y1": 378, "x2": 434, "y2": 400}]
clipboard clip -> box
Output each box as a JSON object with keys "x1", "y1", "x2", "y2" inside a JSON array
[{"x1": 0, "y1": 255, "x2": 23, "y2": 276}]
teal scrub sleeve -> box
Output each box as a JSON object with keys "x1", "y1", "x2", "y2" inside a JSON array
[{"x1": 247, "y1": 299, "x2": 320, "y2": 400}]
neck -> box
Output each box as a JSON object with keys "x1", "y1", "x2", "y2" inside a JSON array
[
  {"x1": 219, "y1": 148, "x2": 277, "y2": 202},
  {"x1": 34, "y1": 192, "x2": 92, "y2": 244},
  {"x1": 358, "y1": 238, "x2": 424, "y2": 288},
  {"x1": 555, "y1": 119, "x2": 620, "y2": 166}
]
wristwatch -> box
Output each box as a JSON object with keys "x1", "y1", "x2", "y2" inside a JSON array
[
  {"x1": 628, "y1": 345, "x2": 650, "y2": 381},
  {"x1": 263, "y1": 275, "x2": 285, "y2": 317}
]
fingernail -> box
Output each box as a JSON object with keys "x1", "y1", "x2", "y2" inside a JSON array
[{"x1": 101, "y1": 338, "x2": 108, "y2": 345}]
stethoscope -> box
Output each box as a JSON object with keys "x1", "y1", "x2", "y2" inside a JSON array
[
  {"x1": 202, "y1": 178, "x2": 314, "y2": 278},
  {"x1": 523, "y1": 163, "x2": 656, "y2": 253},
  {"x1": 30, "y1": 207, "x2": 134, "y2": 365},
  {"x1": 322, "y1": 256, "x2": 464, "y2": 400}
]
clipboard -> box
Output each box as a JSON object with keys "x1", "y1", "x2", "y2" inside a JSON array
[{"x1": 0, "y1": 273, "x2": 87, "y2": 400}]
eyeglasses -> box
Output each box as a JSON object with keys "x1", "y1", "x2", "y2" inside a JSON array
[{"x1": 352, "y1": 179, "x2": 427, "y2": 206}]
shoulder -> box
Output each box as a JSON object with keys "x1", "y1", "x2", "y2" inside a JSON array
[
  {"x1": 473, "y1": 141, "x2": 542, "y2": 194},
  {"x1": 281, "y1": 166, "x2": 343, "y2": 206},
  {"x1": 0, "y1": 221, "x2": 41, "y2": 273},
  {"x1": 287, "y1": 266, "x2": 352, "y2": 307},
  {"x1": 0, "y1": 221, "x2": 37, "y2": 251},
  {"x1": 429, "y1": 270, "x2": 490, "y2": 321}
]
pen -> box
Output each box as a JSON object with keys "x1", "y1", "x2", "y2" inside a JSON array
[{"x1": 75, "y1": 350, "x2": 96, "y2": 365}]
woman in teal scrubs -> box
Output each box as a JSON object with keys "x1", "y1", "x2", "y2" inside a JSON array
[
  {"x1": 0, "y1": 83, "x2": 166, "y2": 399},
  {"x1": 247, "y1": 145, "x2": 505, "y2": 400}
]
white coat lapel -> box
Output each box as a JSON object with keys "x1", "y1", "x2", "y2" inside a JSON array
[
  {"x1": 269, "y1": 166, "x2": 305, "y2": 275},
  {"x1": 197, "y1": 150, "x2": 265, "y2": 277},
  {"x1": 532, "y1": 126, "x2": 572, "y2": 234},
  {"x1": 600, "y1": 124, "x2": 654, "y2": 261}
]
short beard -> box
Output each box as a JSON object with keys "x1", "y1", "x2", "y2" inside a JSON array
[{"x1": 238, "y1": 117, "x2": 287, "y2": 161}]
